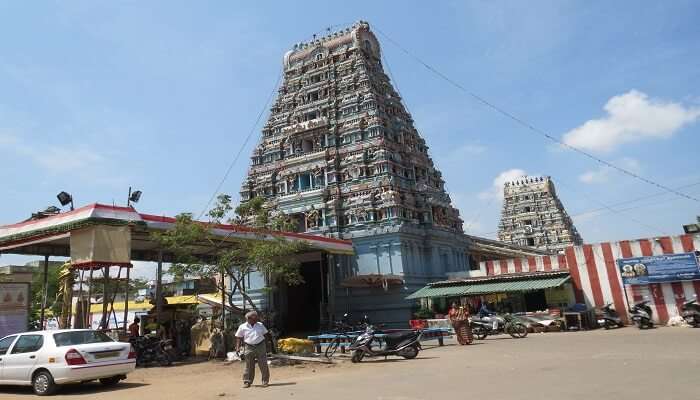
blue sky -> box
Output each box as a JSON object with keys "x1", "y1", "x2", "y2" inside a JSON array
[{"x1": 1, "y1": 1, "x2": 699, "y2": 277}]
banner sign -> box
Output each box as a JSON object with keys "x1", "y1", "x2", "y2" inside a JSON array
[
  {"x1": 617, "y1": 251, "x2": 700, "y2": 285},
  {"x1": 0, "y1": 283, "x2": 30, "y2": 338}
]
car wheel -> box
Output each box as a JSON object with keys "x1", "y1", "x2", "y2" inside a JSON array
[
  {"x1": 99, "y1": 376, "x2": 122, "y2": 387},
  {"x1": 32, "y1": 370, "x2": 57, "y2": 396}
]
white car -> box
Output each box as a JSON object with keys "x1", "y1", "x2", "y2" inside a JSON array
[{"x1": 0, "y1": 329, "x2": 136, "y2": 396}]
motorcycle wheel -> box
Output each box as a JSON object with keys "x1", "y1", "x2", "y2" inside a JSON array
[
  {"x1": 509, "y1": 323, "x2": 528, "y2": 338},
  {"x1": 472, "y1": 326, "x2": 488, "y2": 340},
  {"x1": 351, "y1": 350, "x2": 364, "y2": 363},
  {"x1": 398, "y1": 345, "x2": 419, "y2": 360},
  {"x1": 157, "y1": 353, "x2": 172, "y2": 367}
]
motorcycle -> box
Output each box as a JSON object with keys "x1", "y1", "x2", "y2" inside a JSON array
[
  {"x1": 348, "y1": 325, "x2": 422, "y2": 363},
  {"x1": 597, "y1": 303, "x2": 625, "y2": 329},
  {"x1": 681, "y1": 296, "x2": 700, "y2": 327},
  {"x1": 470, "y1": 313, "x2": 528, "y2": 339},
  {"x1": 629, "y1": 299, "x2": 654, "y2": 329},
  {"x1": 130, "y1": 335, "x2": 174, "y2": 367}
]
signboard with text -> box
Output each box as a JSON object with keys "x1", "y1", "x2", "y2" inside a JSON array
[
  {"x1": 617, "y1": 251, "x2": 700, "y2": 285},
  {"x1": 0, "y1": 283, "x2": 30, "y2": 338}
]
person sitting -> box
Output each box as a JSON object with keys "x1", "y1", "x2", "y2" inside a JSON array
[{"x1": 478, "y1": 302, "x2": 494, "y2": 317}]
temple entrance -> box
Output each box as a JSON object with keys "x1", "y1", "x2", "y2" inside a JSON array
[{"x1": 283, "y1": 261, "x2": 323, "y2": 334}]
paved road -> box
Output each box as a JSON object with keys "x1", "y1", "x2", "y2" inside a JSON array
[{"x1": 1, "y1": 328, "x2": 698, "y2": 399}]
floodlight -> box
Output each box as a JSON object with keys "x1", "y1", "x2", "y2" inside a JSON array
[
  {"x1": 56, "y1": 191, "x2": 74, "y2": 210},
  {"x1": 129, "y1": 190, "x2": 142, "y2": 203}
]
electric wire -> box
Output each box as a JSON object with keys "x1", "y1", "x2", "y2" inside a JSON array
[
  {"x1": 373, "y1": 27, "x2": 700, "y2": 204},
  {"x1": 196, "y1": 70, "x2": 283, "y2": 220}
]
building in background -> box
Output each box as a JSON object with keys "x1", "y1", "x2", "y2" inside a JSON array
[
  {"x1": 498, "y1": 176, "x2": 582, "y2": 253},
  {"x1": 237, "y1": 21, "x2": 543, "y2": 327}
]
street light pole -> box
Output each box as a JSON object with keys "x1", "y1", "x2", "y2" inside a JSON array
[{"x1": 39, "y1": 254, "x2": 49, "y2": 330}]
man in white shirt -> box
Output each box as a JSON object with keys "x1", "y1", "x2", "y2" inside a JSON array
[{"x1": 235, "y1": 311, "x2": 270, "y2": 388}]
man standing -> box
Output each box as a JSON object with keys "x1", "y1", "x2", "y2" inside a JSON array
[
  {"x1": 128, "y1": 317, "x2": 140, "y2": 338},
  {"x1": 235, "y1": 311, "x2": 270, "y2": 388}
]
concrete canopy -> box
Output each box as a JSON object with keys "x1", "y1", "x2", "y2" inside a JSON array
[{"x1": 0, "y1": 203, "x2": 354, "y2": 262}]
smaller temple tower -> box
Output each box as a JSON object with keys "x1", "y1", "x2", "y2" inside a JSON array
[{"x1": 498, "y1": 176, "x2": 582, "y2": 252}]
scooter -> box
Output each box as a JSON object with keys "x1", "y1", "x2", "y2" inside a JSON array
[
  {"x1": 629, "y1": 300, "x2": 654, "y2": 329},
  {"x1": 681, "y1": 296, "x2": 700, "y2": 327},
  {"x1": 470, "y1": 313, "x2": 528, "y2": 339},
  {"x1": 597, "y1": 303, "x2": 625, "y2": 329},
  {"x1": 348, "y1": 325, "x2": 422, "y2": 363}
]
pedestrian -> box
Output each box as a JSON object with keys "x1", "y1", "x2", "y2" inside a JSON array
[
  {"x1": 129, "y1": 317, "x2": 140, "y2": 338},
  {"x1": 448, "y1": 302, "x2": 472, "y2": 345},
  {"x1": 235, "y1": 311, "x2": 270, "y2": 388}
]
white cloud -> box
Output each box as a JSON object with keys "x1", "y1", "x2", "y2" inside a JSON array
[
  {"x1": 562, "y1": 90, "x2": 700, "y2": 152},
  {"x1": 579, "y1": 158, "x2": 641, "y2": 184},
  {"x1": 479, "y1": 168, "x2": 528, "y2": 200},
  {"x1": 0, "y1": 134, "x2": 104, "y2": 173}
]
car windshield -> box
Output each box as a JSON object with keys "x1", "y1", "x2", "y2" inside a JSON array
[{"x1": 53, "y1": 331, "x2": 114, "y2": 347}]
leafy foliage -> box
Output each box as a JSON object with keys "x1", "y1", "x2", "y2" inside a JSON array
[{"x1": 153, "y1": 194, "x2": 307, "y2": 313}]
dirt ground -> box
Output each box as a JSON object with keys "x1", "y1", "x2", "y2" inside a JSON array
[{"x1": 1, "y1": 327, "x2": 699, "y2": 400}]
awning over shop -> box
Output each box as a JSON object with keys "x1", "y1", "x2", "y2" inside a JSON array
[{"x1": 406, "y1": 271, "x2": 571, "y2": 300}]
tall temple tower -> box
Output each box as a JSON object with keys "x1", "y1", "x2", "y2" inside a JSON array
[
  {"x1": 497, "y1": 176, "x2": 583, "y2": 253},
  {"x1": 239, "y1": 21, "x2": 469, "y2": 325}
]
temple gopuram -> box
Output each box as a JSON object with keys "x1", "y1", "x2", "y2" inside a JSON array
[
  {"x1": 498, "y1": 176, "x2": 583, "y2": 253},
  {"x1": 239, "y1": 21, "x2": 544, "y2": 327}
]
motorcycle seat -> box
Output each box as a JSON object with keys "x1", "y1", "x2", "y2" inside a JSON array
[{"x1": 383, "y1": 331, "x2": 419, "y2": 347}]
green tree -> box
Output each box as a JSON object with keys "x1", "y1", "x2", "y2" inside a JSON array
[
  {"x1": 29, "y1": 265, "x2": 62, "y2": 329},
  {"x1": 153, "y1": 194, "x2": 307, "y2": 314}
]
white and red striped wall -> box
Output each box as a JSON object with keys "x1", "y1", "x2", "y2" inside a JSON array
[{"x1": 478, "y1": 234, "x2": 700, "y2": 324}]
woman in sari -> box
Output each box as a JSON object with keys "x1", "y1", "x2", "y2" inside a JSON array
[{"x1": 448, "y1": 302, "x2": 473, "y2": 345}]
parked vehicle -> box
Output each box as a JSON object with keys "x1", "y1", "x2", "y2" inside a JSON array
[
  {"x1": 629, "y1": 299, "x2": 654, "y2": 329},
  {"x1": 470, "y1": 313, "x2": 528, "y2": 339},
  {"x1": 348, "y1": 325, "x2": 422, "y2": 363},
  {"x1": 681, "y1": 297, "x2": 700, "y2": 327},
  {"x1": 129, "y1": 334, "x2": 173, "y2": 367},
  {"x1": 597, "y1": 303, "x2": 625, "y2": 329},
  {"x1": 0, "y1": 329, "x2": 135, "y2": 396}
]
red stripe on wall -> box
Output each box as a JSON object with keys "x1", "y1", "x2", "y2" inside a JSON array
[
  {"x1": 557, "y1": 254, "x2": 567, "y2": 270},
  {"x1": 542, "y1": 256, "x2": 552, "y2": 272},
  {"x1": 649, "y1": 283, "x2": 669, "y2": 323},
  {"x1": 513, "y1": 258, "x2": 523, "y2": 273},
  {"x1": 680, "y1": 234, "x2": 695, "y2": 252},
  {"x1": 601, "y1": 242, "x2": 629, "y2": 324},
  {"x1": 671, "y1": 282, "x2": 686, "y2": 315},
  {"x1": 582, "y1": 244, "x2": 605, "y2": 307},
  {"x1": 527, "y1": 257, "x2": 537, "y2": 272},
  {"x1": 639, "y1": 239, "x2": 653, "y2": 257},
  {"x1": 499, "y1": 260, "x2": 508, "y2": 275},
  {"x1": 658, "y1": 237, "x2": 674, "y2": 254},
  {"x1": 486, "y1": 260, "x2": 494, "y2": 276},
  {"x1": 564, "y1": 247, "x2": 584, "y2": 303},
  {"x1": 694, "y1": 281, "x2": 700, "y2": 299},
  {"x1": 619, "y1": 240, "x2": 633, "y2": 258},
  {"x1": 639, "y1": 239, "x2": 669, "y2": 323}
]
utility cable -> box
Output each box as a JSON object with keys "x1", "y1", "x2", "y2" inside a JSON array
[
  {"x1": 197, "y1": 70, "x2": 283, "y2": 220},
  {"x1": 373, "y1": 27, "x2": 700, "y2": 203}
]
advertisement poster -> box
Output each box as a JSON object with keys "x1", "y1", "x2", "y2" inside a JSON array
[
  {"x1": 617, "y1": 252, "x2": 700, "y2": 285},
  {"x1": 0, "y1": 283, "x2": 30, "y2": 338}
]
